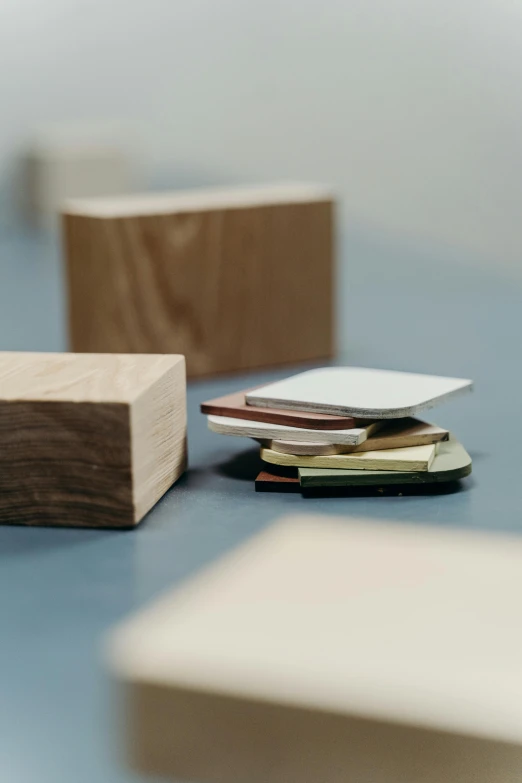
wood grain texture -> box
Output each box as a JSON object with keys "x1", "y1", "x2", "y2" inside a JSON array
[
  {"x1": 267, "y1": 418, "x2": 449, "y2": 455},
  {"x1": 298, "y1": 439, "x2": 471, "y2": 487},
  {"x1": 0, "y1": 352, "x2": 186, "y2": 528},
  {"x1": 109, "y1": 516, "x2": 522, "y2": 783},
  {"x1": 63, "y1": 184, "x2": 335, "y2": 378},
  {"x1": 130, "y1": 357, "x2": 187, "y2": 522},
  {"x1": 261, "y1": 442, "x2": 438, "y2": 471},
  {"x1": 0, "y1": 351, "x2": 178, "y2": 402},
  {"x1": 247, "y1": 367, "x2": 473, "y2": 419},
  {"x1": 208, "y1": 415, "x2": 380, "y2": 446},
  {"x1": 200, "y1": 389, "x2": 356, "y2": 430}
]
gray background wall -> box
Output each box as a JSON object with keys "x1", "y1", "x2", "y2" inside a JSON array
[{"x1": 1, "y1": 0, "x2": 521, "y2": 272}]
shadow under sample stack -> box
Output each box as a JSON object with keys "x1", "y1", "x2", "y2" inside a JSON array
[{"x1": 202, "y1": 367, "x2": 473, "y2": 495}]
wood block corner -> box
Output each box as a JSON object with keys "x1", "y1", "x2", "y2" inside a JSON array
[{"x1": 0, "y1": 352, "x2": 187, "y2": 528}]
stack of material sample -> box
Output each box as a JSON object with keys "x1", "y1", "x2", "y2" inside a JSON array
[{"x1": 202, "y1": 367, "x2": 473, "y2": 494}]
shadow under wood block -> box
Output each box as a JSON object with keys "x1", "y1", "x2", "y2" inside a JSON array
[
  {"x1": 216, "y1": 447, "x2": 264, "y2": 482},
  {"x1": 0, "y1": 352, "x2": 186, "y2": 528},
  {"x1": 109, "y1": 516, "x2": 522, "y2": 783},
  {"x1": 62, "y1": 183, "x2": 335, "y2": 377}
]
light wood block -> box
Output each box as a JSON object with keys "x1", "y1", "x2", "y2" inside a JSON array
[
  {"x1": 0, "y1": 352, "x2": 186, "y2": 528},
  {"x1": 299, "y1": 438, "x2": 471, "y2": 487},
  {"x1": 200, "y1": 389, "x2": 356, "y2": 430},
  {"x1": 267, "y1": 418, "x2": 449, "y2": 455},
  {"x1": 246, "y1": 367, "x2": 472, "y2": 418},
  {"x1": 207, "y1": 414, "x2": 380, "y2": 446},
  {"x1": 63, "y1": 184, "x2": 335, "y2": 378},
  {"x1": 260, "y1": 442, "x2": 438, "y2": 471},
  {"x1": 109, "y1": 516, "x2": 522, "y2": 783}
]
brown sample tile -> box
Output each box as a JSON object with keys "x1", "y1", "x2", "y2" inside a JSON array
[
  {"x1": 201, "y1": 389, "x2": 356, "y2": 430},
  {"x1": 255, "y1": 469, "x2": 300, "y2": 492}
]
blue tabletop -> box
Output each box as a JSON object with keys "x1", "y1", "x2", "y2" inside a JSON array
[{"x1": 0, "y1": 229, "x2": 519, "y2": 782}]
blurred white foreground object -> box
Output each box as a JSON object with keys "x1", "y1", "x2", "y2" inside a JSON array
[{"x1": 109, "y1": 515, "x2": 522, "y2": 783}]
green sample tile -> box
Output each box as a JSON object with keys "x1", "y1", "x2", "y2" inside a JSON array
[{"x1": 298, "y1": 439, "x2": 471, "y2": 489}]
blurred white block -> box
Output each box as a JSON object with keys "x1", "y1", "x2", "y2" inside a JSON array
[
  {"x1": 109, "y1": 515, "x2": 522, "y2": 783},
  {"x1": 25, "y1": 127, "x2": 133, "y2": 229}
]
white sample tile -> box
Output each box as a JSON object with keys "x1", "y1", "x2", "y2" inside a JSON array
[
  {"x1": 207, "y1": 414, "x2": 380, "y2": 445},
  {"x1": 246, "y1": 367, "x2": 472, "y2": 419}
]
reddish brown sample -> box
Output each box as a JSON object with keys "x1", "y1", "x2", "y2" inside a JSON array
[
  {"x1": 255, "y1": 470, "x2": 300, "y2": 493},
  {"x1": 201, "y1": 389, "x2": 356, "y2": 430}
]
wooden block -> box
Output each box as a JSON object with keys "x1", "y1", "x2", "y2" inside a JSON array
[
  {"x1": 246, "y1": 367, "x2": 472, "y2": 418},
  {"x1": 255, "y1": 470, "x2": 300, "y2": 492},
  {"x1": 200, "y1": 389, "x2": 356, "y2": 430},
  {"x1": 63, "y1": 184, "x2": 335, "y2": 378},
  {"x1": 109, "y1": 516, "x2": 522, "y2": 783},
  {"x1": 268, "y1": 418, "x2": 449, "y2": 455},
  {"x1": 299, "y1": 438, "x2": 471, "y2": 487},
  {"x1": 208, "y1": 414, "x2": 380, "y2": 446},
  {"x1": 0, "y1": 352, "x2": 186, "y2": 528},
  {"x1": 261, "y1": 442, "x2": 438, "y2": 471}
]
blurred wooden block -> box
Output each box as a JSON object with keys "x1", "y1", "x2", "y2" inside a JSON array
[
  {"x1": 63, "y1": 184, "x2": 335, "y2": 378},
  {"x1": 0, "y1": 352, "x2": 186, "y2": 528},
  {"x1": 109, "y1": 516, "x2": 522, "y2": 783}
]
